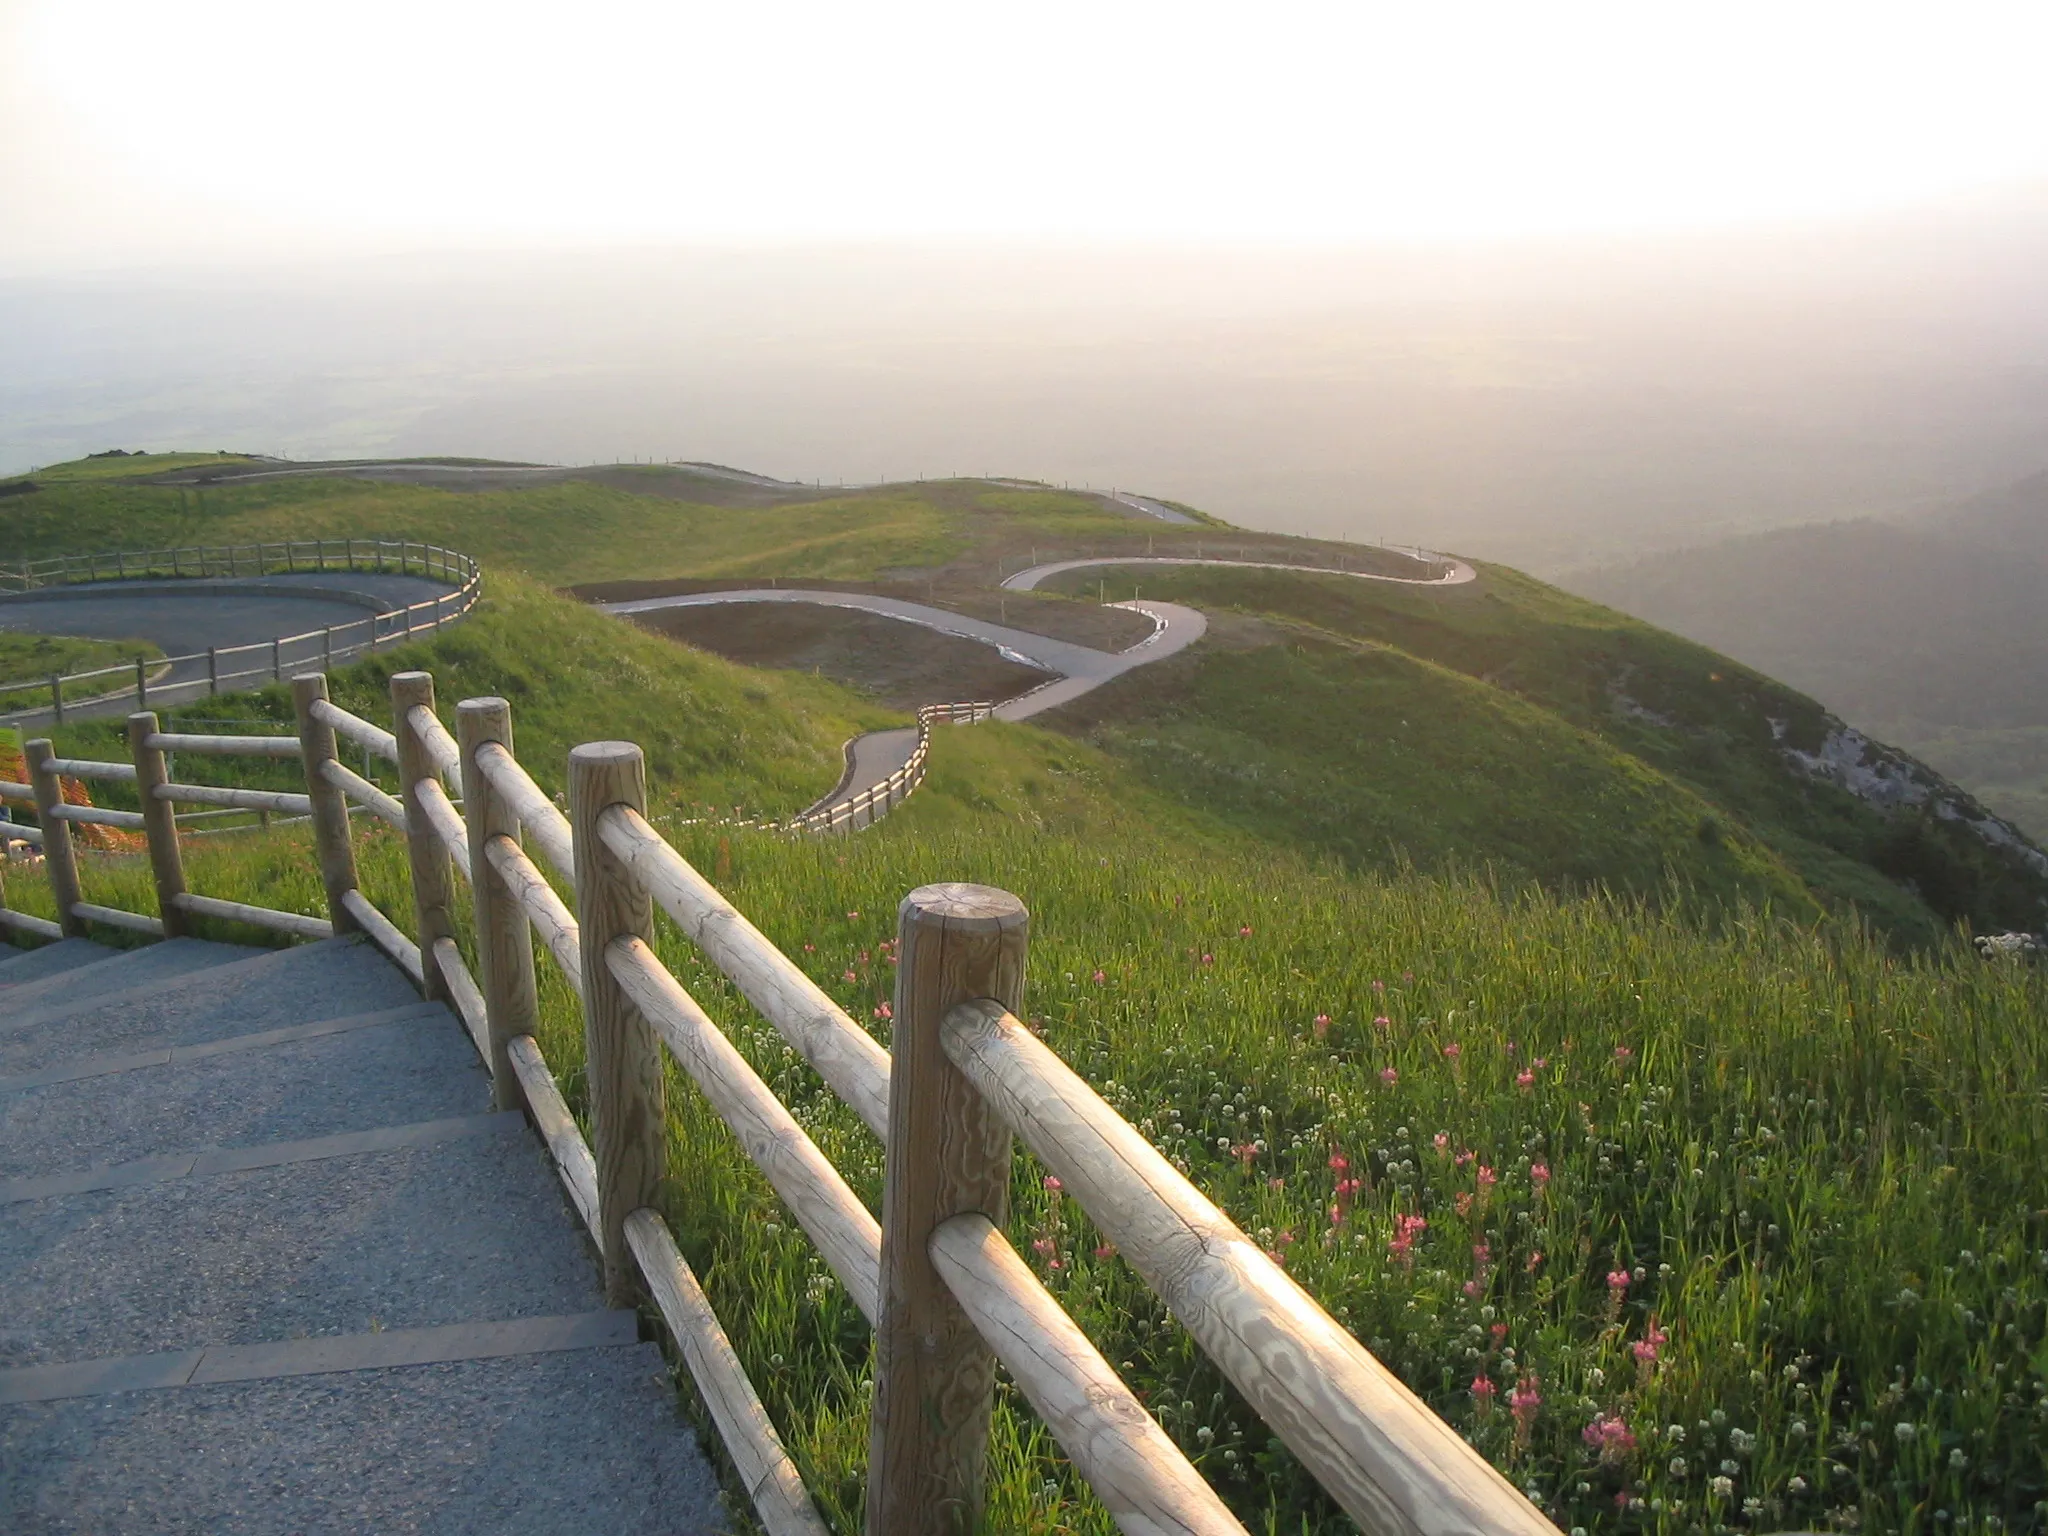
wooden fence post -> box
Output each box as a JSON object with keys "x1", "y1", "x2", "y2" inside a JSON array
[
  {"x1": 127, "y1": 711, "x2": 187, "y2": 938},
  {"x1": 48, "y1": 674, "x2": 62, "y2": 725},
  {"x1": 867, "y1": 883, "x2": 1028, "y2": 1535},
  {"x1": 570, "y1": 741, "x2": 664, "y2": 1308},
  {"x1": 391, "y1": 671, "x2": 452, "y2": 1003},
  {"x1": 135, "y1": 656, "x2": 147, "y2": 708},
  {"x1": 207, "y1": 647, "x2": 219, "y2": 696},
  {"x1": 291, "y1": 674, "x2": 361, "y2": 935},
  {"x1": 25, "y1": 739, "x2": 86, "y2": 938},
  {"x1": 458, "y1": 697, "x2": 539, "y2": 1110}
]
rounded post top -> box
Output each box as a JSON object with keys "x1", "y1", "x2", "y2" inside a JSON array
[
  {"x1": 456, "y1": 696, "x2": 511, "y2": 718},
  {"x1": 127, "y1": 710, "x2": 158, "y2": 729},
  {"x1": 569, "y1": 740, "x2": 645, "y2": 769},
  {"x1": 899, "y1": 882, "x2": 1028, "y2": 933}
]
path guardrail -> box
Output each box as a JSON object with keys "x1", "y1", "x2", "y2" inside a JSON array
[
  {"x1": 0, "y1": 668, "x2": 1556, "y2": 1536},
  {"x1": 0, "y1": 540, "x2": 482, "y2": 724}
]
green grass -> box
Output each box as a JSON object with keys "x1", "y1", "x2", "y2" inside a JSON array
[
  {"x1": 0, "y1": 630, "x2": 164, "y2": 707},
  {"x1": 1036, "y1": 562, "x2": 2048, "y2": 944},
  {"x1": 5, "y1": 732, "x2": 2042, "y2": 1535},
  {"x1": 23, "y1": 450, "x2": 258, "y2": 483}
]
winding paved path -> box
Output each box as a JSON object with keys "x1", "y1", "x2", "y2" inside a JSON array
[{"x1": 605, "y1": 551, "x2": 1475, "y2": 821}]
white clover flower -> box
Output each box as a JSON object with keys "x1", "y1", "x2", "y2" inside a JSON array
[{"x1": 1710, "y1": 1476, "x2": 1735, "y2": 1498}]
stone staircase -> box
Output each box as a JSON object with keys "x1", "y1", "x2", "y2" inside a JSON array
[{"x1": 0, "y1": 933, "x2": 725, "y2": 1534}]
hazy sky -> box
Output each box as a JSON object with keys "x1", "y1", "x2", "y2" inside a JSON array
[{"x1": 8, "y1": 1, "x2": 2048, "y2": 269}]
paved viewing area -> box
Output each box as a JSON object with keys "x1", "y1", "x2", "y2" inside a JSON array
[{"x1": 0, "y1": 934, "x2": 722, "y2": 1534}]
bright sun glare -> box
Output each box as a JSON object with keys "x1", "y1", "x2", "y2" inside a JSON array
[{"x1": 18, "y1": 0, "x2": 2048, "y2": 247}]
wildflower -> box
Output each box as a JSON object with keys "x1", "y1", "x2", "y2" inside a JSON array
[
  {"x1": 1530, "y1": 1162, "x2": 1550, "y2": 1186},
  {"x1": 1533, "y1": 1057, "x2": 1547, "y2": 1069},
  {"x1": 1463, "y1": 1279, "x2": 1484, "y2": 1297},
  {"x1": 1313, "y1": 1013, "x2": 1331, "y2": 1040},
  {"x1": 1516, "y1": 1070, "x2": 1535, "y2": 1089},
  {"x1": 1455, "y1": 1192, "x2": 1474, "y2": 1217},
  {"x1": 1710, "y1": 1476, "x2": 1734, "y2": 1498},
  {"x1": 1454, "y1": 1149, "x2": 1474, "y2": 1167},
  {"x1": 1509, "y1": 1374, "x2": 1542, "y2": 1429},
  {"x1": 1372, "y1": 978, "x2": 1387, "y2": 994},
  {"x1": 1238, "y1": 924, "x2": 1253, "y2": 936},
  {"x1": 1473, "y1": 1242, "x2": 1492, "y2": 1264},
  {"x1": 1200, "y1": 953, "x2": 1214, "y2": 966},
  {"x1": 1388, "y1": 1213, "x2": 1428, "y2": 1267},
  {"x1": 1269, "y1": 1177, "x2": 1286, "y2": 1191},
  {"x1": 1443, "y1": 1042, "x2": 1462, "y2": 1060},
  {"x1": 1032, "y1": 1237, "x2": 1055, "y2": 1257},
  {"x1": 1476, "y1": 1165, "x2": 1497, "y2": 1192},
  {"x1": 1470, "y1": 1375, "x2": 1497, "y2": 1406},
  {"x1": 1232, "y1": 1143, "x2": 1259, "y2": 1170},
  {"x1": 1583, "y1": 1414, "x2": 1637, "y2": 1461},
  {"x1": 1490, "y1": 1321, "x2": 1509, "y2": 1344},
  {"x1": 1328, "y1": 1153, "x2": 1349, "y2": 1171},
  {"x1": 1614, "y1": 1045, "x2": 1634, "y2": 1061},
  {"x1": 1373, "y1": 1014, "x2": 1391, "y2": 1030},
  {"x1": 1433, "y1": 1132, "x2": 1450, "y2": 1152},
  {"x1": 1606, "y1": 1269, "x2": 1630, "y2": 1295},
  {"x1": 1633, "y1": 1320, "x2": 1669, "y2": 1367},
  {"x1": 1402, "y1": 970, "x2": 1414, "y2": 982},
  {"x1": 1278, "y1": 1230, "x2": 1296, "y2": 1246},
  {"x1": 1525, "y1": 1250, "x2": 1544, "y2": 1272},
  {"x1": 1787, "y1": 1477, "x2": 1808, "y2": 1495},
  {"x1": 1093, "y1": 1243, "x2": 1115, "y2": 1260},
  {"x1": 1090, "y1": 969, "x2": 1106, "y2": 983},
  {"x1": 1380, "y1": 1067, "x2": 1399, "y2": 1085},
  {"x1": 802, "y1": 942, "x2": 816, "y2": 952},
  {"x1": 1042, "y1": 1175, "x2": 1063, "y2": 1193},
  {"x1": 872, "y1": 1002, "x2": 892, "y2": 1021}
]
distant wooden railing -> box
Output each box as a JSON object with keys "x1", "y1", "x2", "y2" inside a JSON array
[
  {"x1": 0, "y1": 665, "x2": 1556, "y2": 1536},
  {"x1": 0, "y1": 541, "x2": 482, "y2": 724}
]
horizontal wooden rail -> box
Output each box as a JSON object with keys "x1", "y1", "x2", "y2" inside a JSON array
[
  {"x1": 146, "y1": 731, "x2": 304, "y2": 757},
  {"x1": 0, "y1": 821, "x2": 46, "y2": 846},
  {"x1": 940, "y1": 999, "x2": 1553, "y2": 1536},
  {"x1": 73, "y1": 901, "x2": 165, "y2": 936},
  {"x1": 47, "y1": 803, "x2": 148, "y2": 830},
  {"x1": 310, "y1": 699, "x2": 399, "y2": 764},
  {"x1": 608, "y1": 935, "x2": 882, "y2": 1322},
  {"x1": 341, "y1": 889, "x2": 424, "y2": 984},
  {"x1": 171, "y1": 892, "x2": 335, "y2": 940},
  {"x1": 930, "y1": 1213, "x2": 1249, "y2": 1536},
  {"x1": 482, "y1": 833, "x2": 583, "y2": 993},
  {"x1": 45, "y1": 757, "x2": 137, "y2": 783},
  {"x1": 624, "y1": 1209, "x2": 832, "y2": 1536},
  {"x1": 154, "y1": 782, "x2": 315, "y2": 815},
  {"x1": 321, "y1": 759, "x2": 408, "y2": 832},
  {"x1": 598, "y1": 804, "x2": 891, "y2": 1139},
  {"x1": 471, "y1": 741, "x2": 574, "y2": 878},
  {"x1": 0, "y1": 781, "x2": 33, "y2": 803},
  {"x1": 432, "y1": 936, "x2": 490, "y2": 1059},
  {"x1": 403, "y1": 703, "x2": 464, "y2": 795},
  {"x1": 507, "y1": 1033, "x2": 601, "y2": 1238},
  {"x1": 412, "y1": 777, "x2": 473, "y2": 880},
  {"x1": 0, "y1": 908, "x2": 62, "y2": 939}
]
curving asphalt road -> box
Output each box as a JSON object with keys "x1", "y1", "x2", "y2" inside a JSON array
[
  {"x1": 1000, "y1": 552, "x2": 1476, "y2": 591},
  {"x1": 0, "y1": 572, "x2": 460, "y2": 725}
]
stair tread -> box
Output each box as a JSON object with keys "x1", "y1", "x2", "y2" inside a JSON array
[
  {"x1": 0, "y1": 1343, "x2": 724, "y2": 1535},
  {"x1": 0, "y1": 940, "x2": 121, "y2": 988},
  {"x1": 0, "y1": 1124, "x2": 601, "y2": 1369},
  {"x1": 0, "y1": 937, "x2": 265, "y2": 1024},
  {"x1": 0, "y1": 1004, "x2": 479, "y2": 1180},
  {"x1": 0, "y1": 938, "x2": 421, "y2": 1075}
]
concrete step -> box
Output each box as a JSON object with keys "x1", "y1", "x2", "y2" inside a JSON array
[
  {"x1": 0, "y1": 938, "x2": 422, "y2": 1077},
  {"x1": 0, "y1": 1002, "x2": 475, "y2": 1181},
  {"x1": 0, "y1": 940, "x2": 121, "y2": 988},
  {"x1": 0, "y1": 1120, "x2": 600, "y2": 1369},
  {"x1": 1, "y1": 1340, "x2": 722, "y2": 1535},
  {"x1": 0, "y1": 937, "x2": 264, "y2": 1026}
]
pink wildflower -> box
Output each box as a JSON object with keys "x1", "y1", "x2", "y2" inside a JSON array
[
  {"x1": 1328, "y1": 1152, "x2": 1349, "y2": 1172},
  {"x1": 1525, "y1": 1250, "x2": 1544, "y2": 1272},
  {"x1": 802, "y1": 942, "x2": 816, "y2": 952},
  {"x1": 1232, "y1": 1143, "x2": 1259, "y2": 1170},
  {"x1": 1042, "y1": 1175, "x2": 1063, "y2": 1193},
  {"x1": 1442, "y1": 1042, "x2": 1462, "y2": 1060},
  {"x1": 1632, "y1": 1320, "x2": 1668, "y2": 1366},
  {"x1": 1454, "y1": 1192, "x2": 1474, "y2": 1217},
  {"x1": 1387, "y1": 1213, "x2": 1428, "y2": 1267},
  {"x1": 1606, "y1": 1269, "x2": 1630, "y2": 1294},
  {"x1": 1200, "y1": 953, "x2": 1215, "y2": 967},
  {"x1": 1614, "y1": 1045, "x2": 1634, "y2": 1061},
  {"x1": 1373, "y1": 1014, "x2": 1391, "y2": 1030},
  {"x1": 1490, "y1": 1321, "x2": 1509, "y2": 1344},
  {"x1": 1462, "y1": 1278, "x2": 1484, "y2": 1297},
  {"x1": 1454, "y1": 1149, "x2": 1474, "y2": 1167},
  {"x1": 1584, "y1": 1414, "x2": 1637, "y2": 1461},
  {"x1": 1091, "y1": 969, "x2": 1106, "y2": 983},
  {"x1": 1380, "y1": 1066, "x2": 1399, "y2": 1085},
  {"x1": 1238, "y1": 924, "x2": 1253, "y2": 936},
  {"x1": 1372, "y1": 978, "x2": 1387, "y2": 994},
  {"x1": 1093, "y1": 1242, "x2": 1116, "y2": 1260},
  {"x1": 842, "y1": 969, "x2": 858, "y2": 982},
  {"x1": 1516, "y1": 1070, "x2": 1535, "y2": 1089},
  {"x1": 1032, "y1": 1237, "x2": 1055, "y2": 1257},
  {"x1": 1530, "y1": 1162, "x2": 1550, "y2": 1186},
  {"x1": 1433, "y1": 1132, "x2": 1450, "y2": 1152},
  {"x1": 1269, "y1": 1177, "x2": 1287, "y2": 1191},
  {"x1": 845, "y1": 910, "x2": 860, "y2": 920},
  {"x1": 1470, "y1": 1374, "x2": 1497, "y2": 1406},
  {"x1": 1476, "y1": 1165, "x2": 1497, "y2": 1191},
  {"x1": 872, "y1": 1002, "x2": 892, "y2": 1020},
  {"x1": 1509, "y1": 1374, "x2": 1542, "y2": 1427}
]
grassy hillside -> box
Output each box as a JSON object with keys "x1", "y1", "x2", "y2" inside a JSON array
[
  {"x1": 1561, "y1": 470, "x2": 2048, "y2": 842},
  {"x1": 5, "y1": 768, "x2": 2042, "y2": 1536},
  {"x1": 1036, "y1": 561, "x2": 2048, "y2": 943},
  {"x1": 0, "y1": 630, "x2": 163, "y2": 705}
]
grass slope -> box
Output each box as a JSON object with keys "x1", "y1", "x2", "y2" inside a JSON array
[
  {"x1": 0, "y1": 630, "x2": 164, "y2": 704},
  {"x1": 1038, "y1": 562, "x2": 2048, "y2": 944}
]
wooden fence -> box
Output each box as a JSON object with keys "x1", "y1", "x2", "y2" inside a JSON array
[
  {"x1": 0, "y1": 540, "x2": 482, "y2": 725},
  {"x1": 0, "y1": 667, "x2": 1555, "y2": 1536}
]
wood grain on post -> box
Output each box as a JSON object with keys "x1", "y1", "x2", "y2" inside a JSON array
[
  {"x1": 569, "y1": 740, "x2": 664, "y2": 1308},
  {"x1": 24, "y1": 738, "x2": 85, "y2": 938},
  {"x1": 941, "y1": 999, "x2": 1559, "y2": 1536},
  {"x1": 290, "y1": 674, "x2": 361, "y2": 935},
  {"x1": 390, "y1": 672, "x2": 452, "y2": 1002},
  {"x1": 867, "y1": 882, "x2": 1027, "y2": 1536},
  {"x1": 126, "y1": 712, "x2": 187, "y2": 938},
  {"x1": 458, "y1": 698, "x2": 539, "y2": 1111}
]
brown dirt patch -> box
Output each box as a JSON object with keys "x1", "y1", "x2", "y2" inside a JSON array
[{"x1": 625, "y1": 604, "x2": 1050, "y2": 713}]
